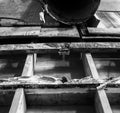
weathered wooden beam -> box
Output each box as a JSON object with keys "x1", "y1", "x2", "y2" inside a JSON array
[
  {"x1": 98, "y1": 0, "x2": 120, "y2": 11},
  {"x1": 0, "y1": 42, "x2": 119, "y2": 54},
  {"x1": 83, "y1": 53, "x2": 100, "y2": 80},
  {"x1": 95, "y1": 89, "x2": 113, "y2": 113},
  {"x1": 96, "y1": 11, "x2": 120, "y2": 28},
  {"x1": 21, "y1": 54, "x2": 34, "y2": 77},
  {"x1": 87, "y1": 27, "x2": 120, "y2": 36},
  {"x1": 9, "y1": 88, "x2": 26, "y2": 113},
  {"x1": 1, "y1": 26, "x2": 120, "y2": 40},
  {"x1": 0, "y1": 27, "x2": 79, "y2": 38}
]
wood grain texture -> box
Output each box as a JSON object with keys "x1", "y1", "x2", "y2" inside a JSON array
[
  {"x1": 83, "y1": 53, "x2": 100, "y2": 80},
  {"x1": 99, "y1": 0, "x2": 120, "y2": 11},
  {"x1": 1, "y1": 26, "x2": 120, "y2": 38},
  {"x1": 21, "y1": 54, "x2": 33, "y2": 77},
  {"x1": 88, "y1": 27, "x2": 120, "y2": 36},
  {"x1": 0, "y1": 27, "x2": 79, "y2": 38},
  {"x1": 0, "y1": 42, "x2": 120, "y2": 54},
  {"x1": 96, "y1": 11, "x2": 120, "y2": 28},
  {"x1": 9, "y1": 88, "x2": 26, "y2": 113},
  {"x1": 95, "y1": 89, "x2": 113, "y2": 113}
]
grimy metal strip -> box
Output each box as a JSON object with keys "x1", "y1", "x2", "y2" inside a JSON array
[{"x1": 9, "y1": 88, "x2": 26, "y2": 113}]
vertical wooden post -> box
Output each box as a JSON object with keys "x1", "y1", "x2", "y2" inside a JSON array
[
  {"x1": 33, "y1": 53, "x2": 37, "y2": 74},
  {"x1": 21, "y1": 54, "x2": 34, "y2": 77},
  {"x1": 83, "y1": 53, "x2": 100, "y2": 80},
  {"x1": 95, "y1": 90, "x2": 113, "y2": 113},
  {"x1": 9, "y1": 88, "x2": 26, "y2": 113}
]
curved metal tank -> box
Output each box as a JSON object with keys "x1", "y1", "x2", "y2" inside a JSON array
[{"x1": 40, "y1": 0, "x2": 101, "y2": 25}]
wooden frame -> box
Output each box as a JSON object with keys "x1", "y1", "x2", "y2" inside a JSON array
[
  {"x1": 0, "y1": 50, "x2": 119, "y2": 113},
  {"x1": 0, "y1": 6, "x2": 120, "y2": 113}
]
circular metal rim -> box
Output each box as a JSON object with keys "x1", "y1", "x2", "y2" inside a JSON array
[{"x1": 43, "y1": 0, "x2": 101, "y2": 25}]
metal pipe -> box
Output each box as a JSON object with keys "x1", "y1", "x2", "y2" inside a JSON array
[{"x1": 40, "y1": 0, "x2": 101, "y2": 25}]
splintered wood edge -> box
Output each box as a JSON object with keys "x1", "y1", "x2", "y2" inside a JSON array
[
  {"x1": 21, "y1": 54, "x2": 34, "y2": 77},
  {"x1": 9, "y1": 88, "x2": 26, "y2": 113},
  {"x1": 82, "y1": 53, "x2": 100, "y2": 80},
  {"x1": 95, "y1": 89, "x2": 113, "y2": 113}
]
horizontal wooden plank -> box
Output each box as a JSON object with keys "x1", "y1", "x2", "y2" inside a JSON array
[
  {"x1": 0, "y1": 43, "x2": 119, "y2": 54},
  {"x1": 0, "y1": 27, "x2": 79, "y2": 38},
  {"x1": 88, "y1": 28, "x2": 120, "y2": 36},
  {"x1": 1, "y1": 27, "x2": 120, "y2": 41},
  {"x1": 1, "y1": 27, "x2": 120, "y2": 36},
  {"x1": 9, "y1": 88, "x2": 26, "y2": 113},
  {"x1": 0, "y1": 27, "x2": 120, "y2": 42}
]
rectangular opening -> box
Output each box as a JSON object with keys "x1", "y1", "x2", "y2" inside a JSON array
[
  {"x1": 25, "y1": 88, "x2": 97, "y2": 113},
  {"x1": 106, "y1": 88, "x2": 120, "y2": 113},
  {"x1": 27, "y1": 106, "x2": 95, "y2": 113},
  {"x1": 92, "y1": 53, "x2": 120, "y2": 80},
  {"x1": 0, "y1": 54, "x2": 26, "y2": 79},
  {"x1": 35, "y1": 52, "x2": 85, "y2": 83},
  {"x1": 0, "y1": 90, "x2": 15, "y2": 113}
]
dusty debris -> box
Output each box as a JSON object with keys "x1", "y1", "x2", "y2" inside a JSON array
[
  {"x1": 0, "y1": 75, "x2": 100, "y2": 85},
  {"x1": 68, "y1": 76, "x2": 99, "y2": 84},
  {"x1": 97, "y1": 76, "x2": 120, "y2": 90},
  {"x1": 0, "y1": 75, "x2": 63, "y2": 85}
]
